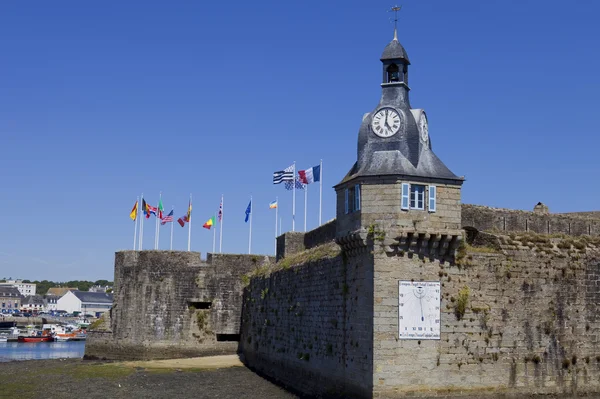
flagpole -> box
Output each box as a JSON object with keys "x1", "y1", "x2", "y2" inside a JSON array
[
  {"x1": 219, "y1": 195, "x2": 223, "y2": 253},
  {"x1": 133, "y1": 197, "x2": 139, "y2": 250},
  {"x1": 212, "y1": 214, "x2": 216, "y2": 254},
  {"x1": 156, "y1": 192, "x2": 162, "y2": 250},
  {"x1": 304, "y1": 183, "x2": 308, "y2": 232},
  {"x1": 188, "y1": 194, "x2": 192, "y2": 252},
  {"x1": 292, "y1": 161, "x2": 296, "y2": 232},
  {"x1": 170, "y1": 206, "x2": 174, "y2": 251},
  {"x1": 139, "y1": 193, "x2": 144, "y2": 250},
  {"x1": 275, "y1": 196, "x2": 278, "y2": 255},
  {"x1": 248, "y1": 196, "x2": 253, "y2": 254},
  {"x1": 319, "y1": 159, "x2": 323, "y2": 226}
]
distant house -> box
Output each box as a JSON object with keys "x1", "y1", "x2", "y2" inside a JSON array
[
  {"x1": 46, "y1": 287, "x2": 77, "y2": 297},
  {"x1": 20, "y1": 294, "x2": 45, "y2": 313},
  {"x1": 0, "y1": 280, "x2": 36, "y2": 296},
  {"x1": 57, "y1": 291, "x2": 113, "y2": 316},
  {"x1": 0, "y1": 286, "x2": 22, "y2": 312},
  {"x1": 89, "y1": 285, "x2": 112, "y2": 293},
  {"x1": 44, "y1": 294, "x2": 59, "y2": 312}
]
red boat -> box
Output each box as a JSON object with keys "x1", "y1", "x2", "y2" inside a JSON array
[{"x1": 17, "y1": 331, "x2": 54, "y2": 342}]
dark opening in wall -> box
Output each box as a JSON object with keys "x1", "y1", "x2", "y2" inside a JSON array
[
  {"x1": 188, "y1": 301, "x2": 211, "y2": 309},
  {"x1": 216, "y1": 334, "x2": 240, "y2": 342},
  {"x1": 464, "y1": 227, "x2": 479, "y2": 245}
]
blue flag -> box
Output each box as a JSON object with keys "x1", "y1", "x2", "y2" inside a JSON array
[{"x1": 245, "y1": 200, "x2": 252, "y2": 223}]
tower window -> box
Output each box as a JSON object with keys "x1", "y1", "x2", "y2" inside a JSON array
[
  {"x1": 344, "y1": 185, "x2": 361, "y2": 214},
  {"x1": 410, "y1": 185, "x2": 425, "y2": 210},
  {"x1": 386, "y1": 63, "x2": 402, "y2": 83}
]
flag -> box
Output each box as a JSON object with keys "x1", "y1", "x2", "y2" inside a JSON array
[
  {"x1": 285, "y1": 178, "x2": 305, "y2": 191},
  {"x1": 245, "y1": 200, "x2": 252, "y2": 223},
  {"x1": 187, "y1": 199, "x2": 192, "y2": 222},
  {"x1": 130, "y1": 201, "x2": 138, "y2": 221},
  {"x1": 146, "y1": 204, "x2": 157, "y2": 218},
  {"x1": 161, "y1": 210, "x2": 173, "y2": 225},
  {"x1": 177, "y1": 215, "x2": 189, "y2": 227},
  {"x1": 203, "y1": 216, "x2": 216, "y2": 230},
  {"x1": 269, "y1": 200, "x2": 278, "y2": 209},
  {"x1": 273, "y1": 164, "x2": 294, "y2": 184},
  {"x1": 218, "y1": 199, "x2": 223, "y2": 222},
  {"x1": 157, "y1": 198, "x2": 164, "y2": 219},
  {"x1": 298, "y1": 165, "x2": 321, "y2": 185},
  {"x1": 142, "y1": 199, "x2": 156, "y2": 219}
]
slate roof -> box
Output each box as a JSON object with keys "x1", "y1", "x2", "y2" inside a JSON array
[
  {"x1": 72, "y1": 291, "x2": 113, "y2": 304},
  {"x1": 22, "y1": 295, "x2": 44, "y2": 305},
  {"x1": 381, "y1": 38, "x2": 410, "y2": 63},
  {"x1": 0, "y1": 286, "x2": 21, "y2": 297},
  {"x1": 47, "y1": 287, "x2": 77, "y2": 297}
]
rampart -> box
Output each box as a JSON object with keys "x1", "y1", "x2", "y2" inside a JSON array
[
  {"x1": 239, "y1": 242, "x2": 374, "y2": 397},
  {"x1": 276, "y1": 219, "x2": 336, "y2": 261},
  {"x1": 85, "y1": 250, "x2": 273, "y2": 360},
  {"x1": 462, "y1": 204, "x2": 600, "y2": 237},
  {"x1": 241, "y1": 222, "x2": 600, "y2": 397}
]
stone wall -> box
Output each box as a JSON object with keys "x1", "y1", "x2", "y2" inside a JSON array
[
  {"x1": 276, "y1": 219, "x2": 337, "y2": 261},
  {"x1": 241, "y1": 232, "x2": 600, "y2": 398},
  {"x1": 239, "y1": 244, "x2": 375, "y2": 398},
  {"x1": 463, "y1": 204, "x2": 600, "y2": 237},
  {"x1": 85, "y1": 250, "x2": 273, "y2": 360}
]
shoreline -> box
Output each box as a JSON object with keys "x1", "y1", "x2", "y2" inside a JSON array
[{"x1": 0, "y1": 356, "x2": 297, "y2": 399}]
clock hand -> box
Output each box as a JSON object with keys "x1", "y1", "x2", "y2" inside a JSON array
[
  {"x1": 384, "y1": 111, "x2": 392, "y2": 130},
  {"x1": 419, "y1": 297, "x2": 424, "y2": 322}
]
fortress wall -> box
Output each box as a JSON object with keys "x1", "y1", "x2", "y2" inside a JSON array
[
  {"x1": 276, "y1": 219, "x2": 337, "y2": 261},
  {"x1": 85, "y1": 251, "x2": 272, "y2": 360},
  {"x1": 242, "y1": 235, "x2": 600, "y2": 398},
  {"x1": 239, "y1": 247, "x2": 374, "y2": 398},
  {"x1": 372, "y1": 240, "x2": 600, "y2": 397},
  {"x1": 462, "y1": 204, "x2": 600, "y2": 236}
]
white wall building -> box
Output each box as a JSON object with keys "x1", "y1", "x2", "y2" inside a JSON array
[
  {"x1": 57, "y1": 290, "x2": 113, "y2": 315},
  {"x1": 0, "y1": 280, "x2": 36, "y2": 296}
]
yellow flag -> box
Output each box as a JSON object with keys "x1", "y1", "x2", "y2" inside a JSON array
[{"x1": 130, "y1": 201, "x2": 138, "y2": 221}]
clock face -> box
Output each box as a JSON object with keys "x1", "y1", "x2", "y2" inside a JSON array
[
  {"x1": 398, "y1": 281, "x2": 441, "y2": 340},
  {"x1": 419, "y1": 113, "x2": 429, "y2": 143},
  {"x1": 371, "y1": 108, "x2": 402, "y2": 138}
]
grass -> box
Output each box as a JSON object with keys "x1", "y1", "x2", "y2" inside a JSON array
[
  {"x1": 242, "y1": 242, "x2": 341, "y2": 283},
  {"x1": 454, "y1": 286, "x2": 470, "y2": 320}
]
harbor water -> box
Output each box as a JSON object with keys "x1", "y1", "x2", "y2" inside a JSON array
[{"x1": 0, "y1": 341, "x2": 85, "y2": 362}]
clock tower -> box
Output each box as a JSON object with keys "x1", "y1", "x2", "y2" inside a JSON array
[{"x1": 334, "y1": 25, "x2": 464, "y2": 259}]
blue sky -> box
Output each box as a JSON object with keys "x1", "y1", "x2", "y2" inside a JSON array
[{"x1": 1, "y1": 1, "x2": 599, "y2": 281}]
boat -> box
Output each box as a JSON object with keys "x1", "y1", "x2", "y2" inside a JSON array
[
  {"x1": 0, "y1": 335, "x2": 7, "y2": 342},
  {"x1": 17, "y1": 330, "x2": 54, "y2": 342},
  {"x1": 43, "y1": 323, "x2": 86, "y2": 342}
]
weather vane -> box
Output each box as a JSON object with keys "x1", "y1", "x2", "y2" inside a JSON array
[{"x1": 389, "y1": 5, "x2": 402, "y2": 39}]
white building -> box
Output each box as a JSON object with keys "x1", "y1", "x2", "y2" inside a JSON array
[
  {"x1": 44, "y1": 295, "x2": 59, "y2": 312},
  {"x1": 57, "y1": 290, "x2": 113, "y2": 316},
  {"x1": 20, "y1": 295, "x2": 45, "y2": 313},
  {"x1": 0, "y1": 280, "x2": 36, "y2": 296}
]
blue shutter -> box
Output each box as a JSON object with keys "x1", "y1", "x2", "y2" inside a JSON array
[
  {"x1": 429, "y1": 185, "x2": 436, "y2": 212},
  {"x1": 344, "y1": 188, "x2": 349, "y2": 214},
  {"x1": 401, "y1": 183, "x2": 410, "y2": 210},
  {"x1": 355, "y1": 185, "x2": 361, "y2": 211}
]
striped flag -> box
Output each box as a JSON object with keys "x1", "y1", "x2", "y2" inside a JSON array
[
  {"x1": 161, "y1": 210, "x2": 174, "y2": 225},
  {"x1": 269, "y1": 200, "x2": 278, "y2": 209},
  {"x1": 273, "y1": 164, "x2": 294, "y2": 184}
]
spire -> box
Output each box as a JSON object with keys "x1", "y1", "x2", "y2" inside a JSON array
[{"x1": 391, "y1": 5, "x2": 401, "y2": 42}]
